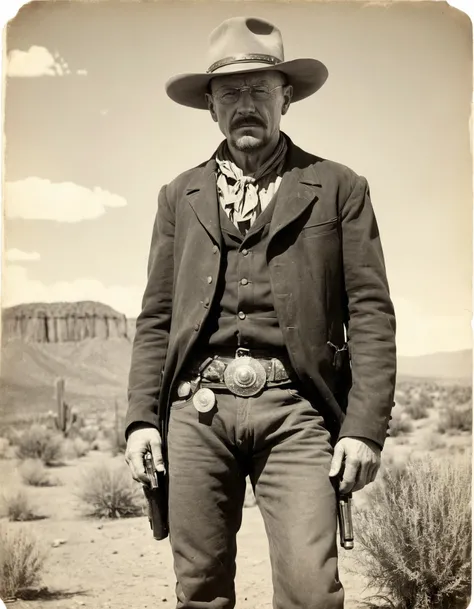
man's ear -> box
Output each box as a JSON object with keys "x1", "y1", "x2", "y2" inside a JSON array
[
  {"x1": 205, "y1": 93, "x2": 218, "y2": 122},
  {"x1": 281, "y1": 85, "x2": 293, "y2": 116}
]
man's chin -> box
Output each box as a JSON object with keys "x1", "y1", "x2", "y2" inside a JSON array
[{"x1": 233, "y1": 135, "x2": 265, "y2": 152}]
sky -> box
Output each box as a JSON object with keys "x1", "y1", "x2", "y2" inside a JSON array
[{"x1": 1, "y1": 0, "x2": 473, "y2": 356}]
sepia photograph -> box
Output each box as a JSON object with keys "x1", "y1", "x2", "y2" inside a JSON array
[{"x1": 0, "y1": 1, "x2": 472, "y2": 608}]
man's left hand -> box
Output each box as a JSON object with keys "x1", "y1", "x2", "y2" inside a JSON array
[{"x1": 329, "y1": 437, "x2": 381, "y2": 494}]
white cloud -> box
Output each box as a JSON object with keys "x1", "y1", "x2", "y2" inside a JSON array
[
  {"x1": 5, "y1": 177, "x2": 127, "y2": 222},
  {"x1": 392, "y1": 296, "x2": 472, "y2": 356},
  {"x1": 6, "y1": 46, "x2": 87, "y2": 78},
  {"x1": 3, "y1": 265, "x2": 143, "y2": 318},
  {"x1": 7, "y1": 46, "x2": 70, "y2": 77},
  {"x1": 6, "y1": 249, "x2": 40, "y2": 262}
]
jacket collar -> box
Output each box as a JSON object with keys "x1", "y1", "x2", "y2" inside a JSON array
[{"x1": 185, "y1": 133, "x2": 323, "y2": 246}]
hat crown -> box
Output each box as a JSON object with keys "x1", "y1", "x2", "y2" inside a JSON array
[{"x1": 207, "y1": 17, "x2": 284, "y2": 73}]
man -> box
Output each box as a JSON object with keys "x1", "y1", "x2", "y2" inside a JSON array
[{"x1": 125, "y1": 16, "x2": 396, "y2": 609}]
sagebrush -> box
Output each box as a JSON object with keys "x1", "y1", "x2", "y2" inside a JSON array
[
  {"x1": 76, "y1": 462, "x2": 145, "y2": 519},
  {"x1": 19, "y1": 459, "x2": 55, "y2": 487},
  {"x1": 438, "y1": 402, "x2": 472, "y2": 434},
  {"x1": 355, "y1": 453, "x2": 471, "y2": 609},
  {"x1": 13, "y1": 424, "x2": 64, "y2": 465},
  {"x1": 2, "y1": 490, "x2": 42, "y2": 522},
  {"x1": 0, "y1": 524, "x2": 47, "y2": 600}
]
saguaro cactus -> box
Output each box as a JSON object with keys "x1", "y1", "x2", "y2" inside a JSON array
[{"x1": 55, "y1": 377, "x2": 77, "y2": 436}]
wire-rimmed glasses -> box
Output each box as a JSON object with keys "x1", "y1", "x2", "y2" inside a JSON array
[{"x1": 212, "y1": 85, "x2": 284, "y2": 104}]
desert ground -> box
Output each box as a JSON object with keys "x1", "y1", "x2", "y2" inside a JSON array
[{"x1": 0, "y1": 375, "x2": 471, "y2": 609}]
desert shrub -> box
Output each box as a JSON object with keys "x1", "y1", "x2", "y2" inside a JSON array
[
  {"x1": 14, "y1": 424, "x2": 64, "y2": 465},
  {"x1": 355, "y1": 453, "x2": 471, "y2": 609},
  {"x1": 404, "y1": 392, "x2": 433, "y2": 420},
  {"x1": 19, "y1": 459, "x2": 55, "y2": 487},
  {"x1": 0, "y1": 524, "x2": 47, "y2": 600},
  {"x1": 2, "y1": 490, "x2": 42, "y2": 522},
  {"x1": 445, "y1": 385, "x2": 472, "y2": 407},
  {"x1": 0, "y1": 436, "x2": 11, "y2": 458},
  {"x1": 76, "y1": 462, "x2": 145, "y2": 519},
  {"x1": 438, "y1": 402, "x2": 472, "y2": 434},
  {"x1": 387, "y1": 408, "x2": 413, "y2": 438},
  {"x1": 62, "y1": 437, "x2": 91, "y2": 460},
  {"x1": 77, "y1": 424, "x2": 100, "y2": 444}
]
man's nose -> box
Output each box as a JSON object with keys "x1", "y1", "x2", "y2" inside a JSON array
[{"x1": 236, "y1": 89, "x2": 256, "y2": 112}]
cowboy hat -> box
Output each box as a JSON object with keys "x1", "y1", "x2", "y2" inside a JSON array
[{"x1": 165, "y1": 16, "x2": 328, "y2": 109}]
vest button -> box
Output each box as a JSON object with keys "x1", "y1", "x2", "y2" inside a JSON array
[
  {"x1": 207, "y1": 276, "x2": 213, "y2": 284},
  {"x1": 241, "y1": 248, "x2": 249, "y2": 256},
  {"x1": 238, "y1": 311, "x2": 246, "y2": 320},
  {"x1": 194, "y1": 322, "x2": 200, "y2": 331},
  {"x1": 212, "y1": 245, "x2": 219, "y2": 254},
  {"x1": 240, "y1": 278, "x2": 249, "y2": 286}
]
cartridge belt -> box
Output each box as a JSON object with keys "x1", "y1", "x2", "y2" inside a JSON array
[{"x1": 182, "y1": 348, "x2": 297, "y2": 397}]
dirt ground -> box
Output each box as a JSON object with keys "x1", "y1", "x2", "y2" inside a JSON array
[{"x1": 0, "y1": 396, "x2": 471, "y2": 609}]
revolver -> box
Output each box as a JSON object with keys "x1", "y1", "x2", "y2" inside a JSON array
[
  {"x1": 143, "y1": 451, "x2": 169, "y2": 541},
  {"x1": 337, "y1": 493, "x2": 354, "y2": 550}
]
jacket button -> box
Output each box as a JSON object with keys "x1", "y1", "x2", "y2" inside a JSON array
[
  {"x1": 203, "y1": 297, "x2": 210, "y2": 307},
  {"x1": 238, "y1": 311, "x2": 246, "y2": 320},
  {"x1": 240, "y1": 278, "x2": 249, "y2": 286},
  {"x1": 207, "y1": 276, "x2": 213, "y2": 284},
  {"x1": 194, "y1": 322, "x2": 200, "y2": 331},
  {"x1": 212, "y1": 245, "x2": 218, "y2": 254},
  {"x1": 241, "y1": 249, "x2": 249, "y2": 256}
]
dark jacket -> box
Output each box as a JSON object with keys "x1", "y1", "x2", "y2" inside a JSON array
[{"x1": 125, "y1": 134, "x2": 397, "y2": 449}]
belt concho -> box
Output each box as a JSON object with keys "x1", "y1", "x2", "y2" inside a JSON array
[{"x1": 224, "y1": 351, "x2": 267, "y2": 397}]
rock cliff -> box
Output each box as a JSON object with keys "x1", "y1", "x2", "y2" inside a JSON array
[{"x1": 2, "y1": 301, "x2": 130, "y2": 343}]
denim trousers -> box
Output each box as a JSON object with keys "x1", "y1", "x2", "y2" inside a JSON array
[{"x1": 167, "y1": 384, "x2": 345, "y2": 609}]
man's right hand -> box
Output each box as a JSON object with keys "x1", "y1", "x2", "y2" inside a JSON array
[{"x1": 124, "y1": 423, "x2": 165, "y2": 485}]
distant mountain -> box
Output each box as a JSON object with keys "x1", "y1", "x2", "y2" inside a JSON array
[
  {"x1": 2, "y1": 301, "x2": 129, "y2": 343},
  {"x1": 398, "y1": 349, "x2": 472, "y2": 382}
]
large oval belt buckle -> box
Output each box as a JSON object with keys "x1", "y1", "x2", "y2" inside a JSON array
[{"x1": 224, "y1": 356, "x2": 266, "y2": 397}]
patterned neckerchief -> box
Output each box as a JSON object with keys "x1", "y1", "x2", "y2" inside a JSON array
[{"x1": 215, "y1": 134, "x2": 288, "y2": 235}]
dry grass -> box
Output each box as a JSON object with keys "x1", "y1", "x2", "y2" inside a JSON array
[
  {"x1": 0, "y1": 524, "x2": 47, "y2": 600},
  {"x1": 76, "y1": 461, "x2": 145, "y2": 519},
  {"x1": 355, "y1": 453, "x2": 471, "y2": 609},
  {"x1": 19, "y1": 459, "x2": 57, "y2": 487},
  {"x1": 2, "y1": 490, "x2": 43, "y2": 522},
  {"x1": 13, "y1": 424, "x2": 65, "y2": 465}
]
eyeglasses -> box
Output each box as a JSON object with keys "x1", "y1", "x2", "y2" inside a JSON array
[{"x1": 212, "y1": 85, "x2": 284, "y2": 104}]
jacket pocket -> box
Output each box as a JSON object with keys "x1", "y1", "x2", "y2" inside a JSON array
[{"x1": 302, "y1": 217, "x2": 338, "y2": 238}]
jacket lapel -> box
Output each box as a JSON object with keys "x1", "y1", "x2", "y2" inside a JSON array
[
  {"x1": 268, "y1": 140, "x2": 322, "y2": 243},
  {"x1": 186, "y1": 158, "x2": 222, "y2": 246}
]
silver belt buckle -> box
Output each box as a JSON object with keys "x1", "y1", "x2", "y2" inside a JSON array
[{"x1": 224, "y1": 348, "x2": 266, "y2": 397}]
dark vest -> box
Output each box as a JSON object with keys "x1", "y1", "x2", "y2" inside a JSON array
[{"x1": 195, "y1": 191, "x2": 286, "y2": 354}]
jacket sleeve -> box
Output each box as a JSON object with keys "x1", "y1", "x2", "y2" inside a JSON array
[
  {"x1": 124, "y1": 184, "x2": 175, "y2": 438},
  {"x1": 337, "y1": 174, "x2": 397, "y2": 449}
]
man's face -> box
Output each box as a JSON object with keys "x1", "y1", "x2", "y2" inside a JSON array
[{"x1": 205, "y1": 70, "x2": 293, "y2": 152}]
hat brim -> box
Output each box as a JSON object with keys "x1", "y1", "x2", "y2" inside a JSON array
[{"x1": 165, "y1": 58, "x2": 328, "y2": 109}]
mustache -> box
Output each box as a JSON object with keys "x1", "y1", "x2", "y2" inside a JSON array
[{"x1": 232, "y1": 116, "x2": 266, "y2": 129}]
